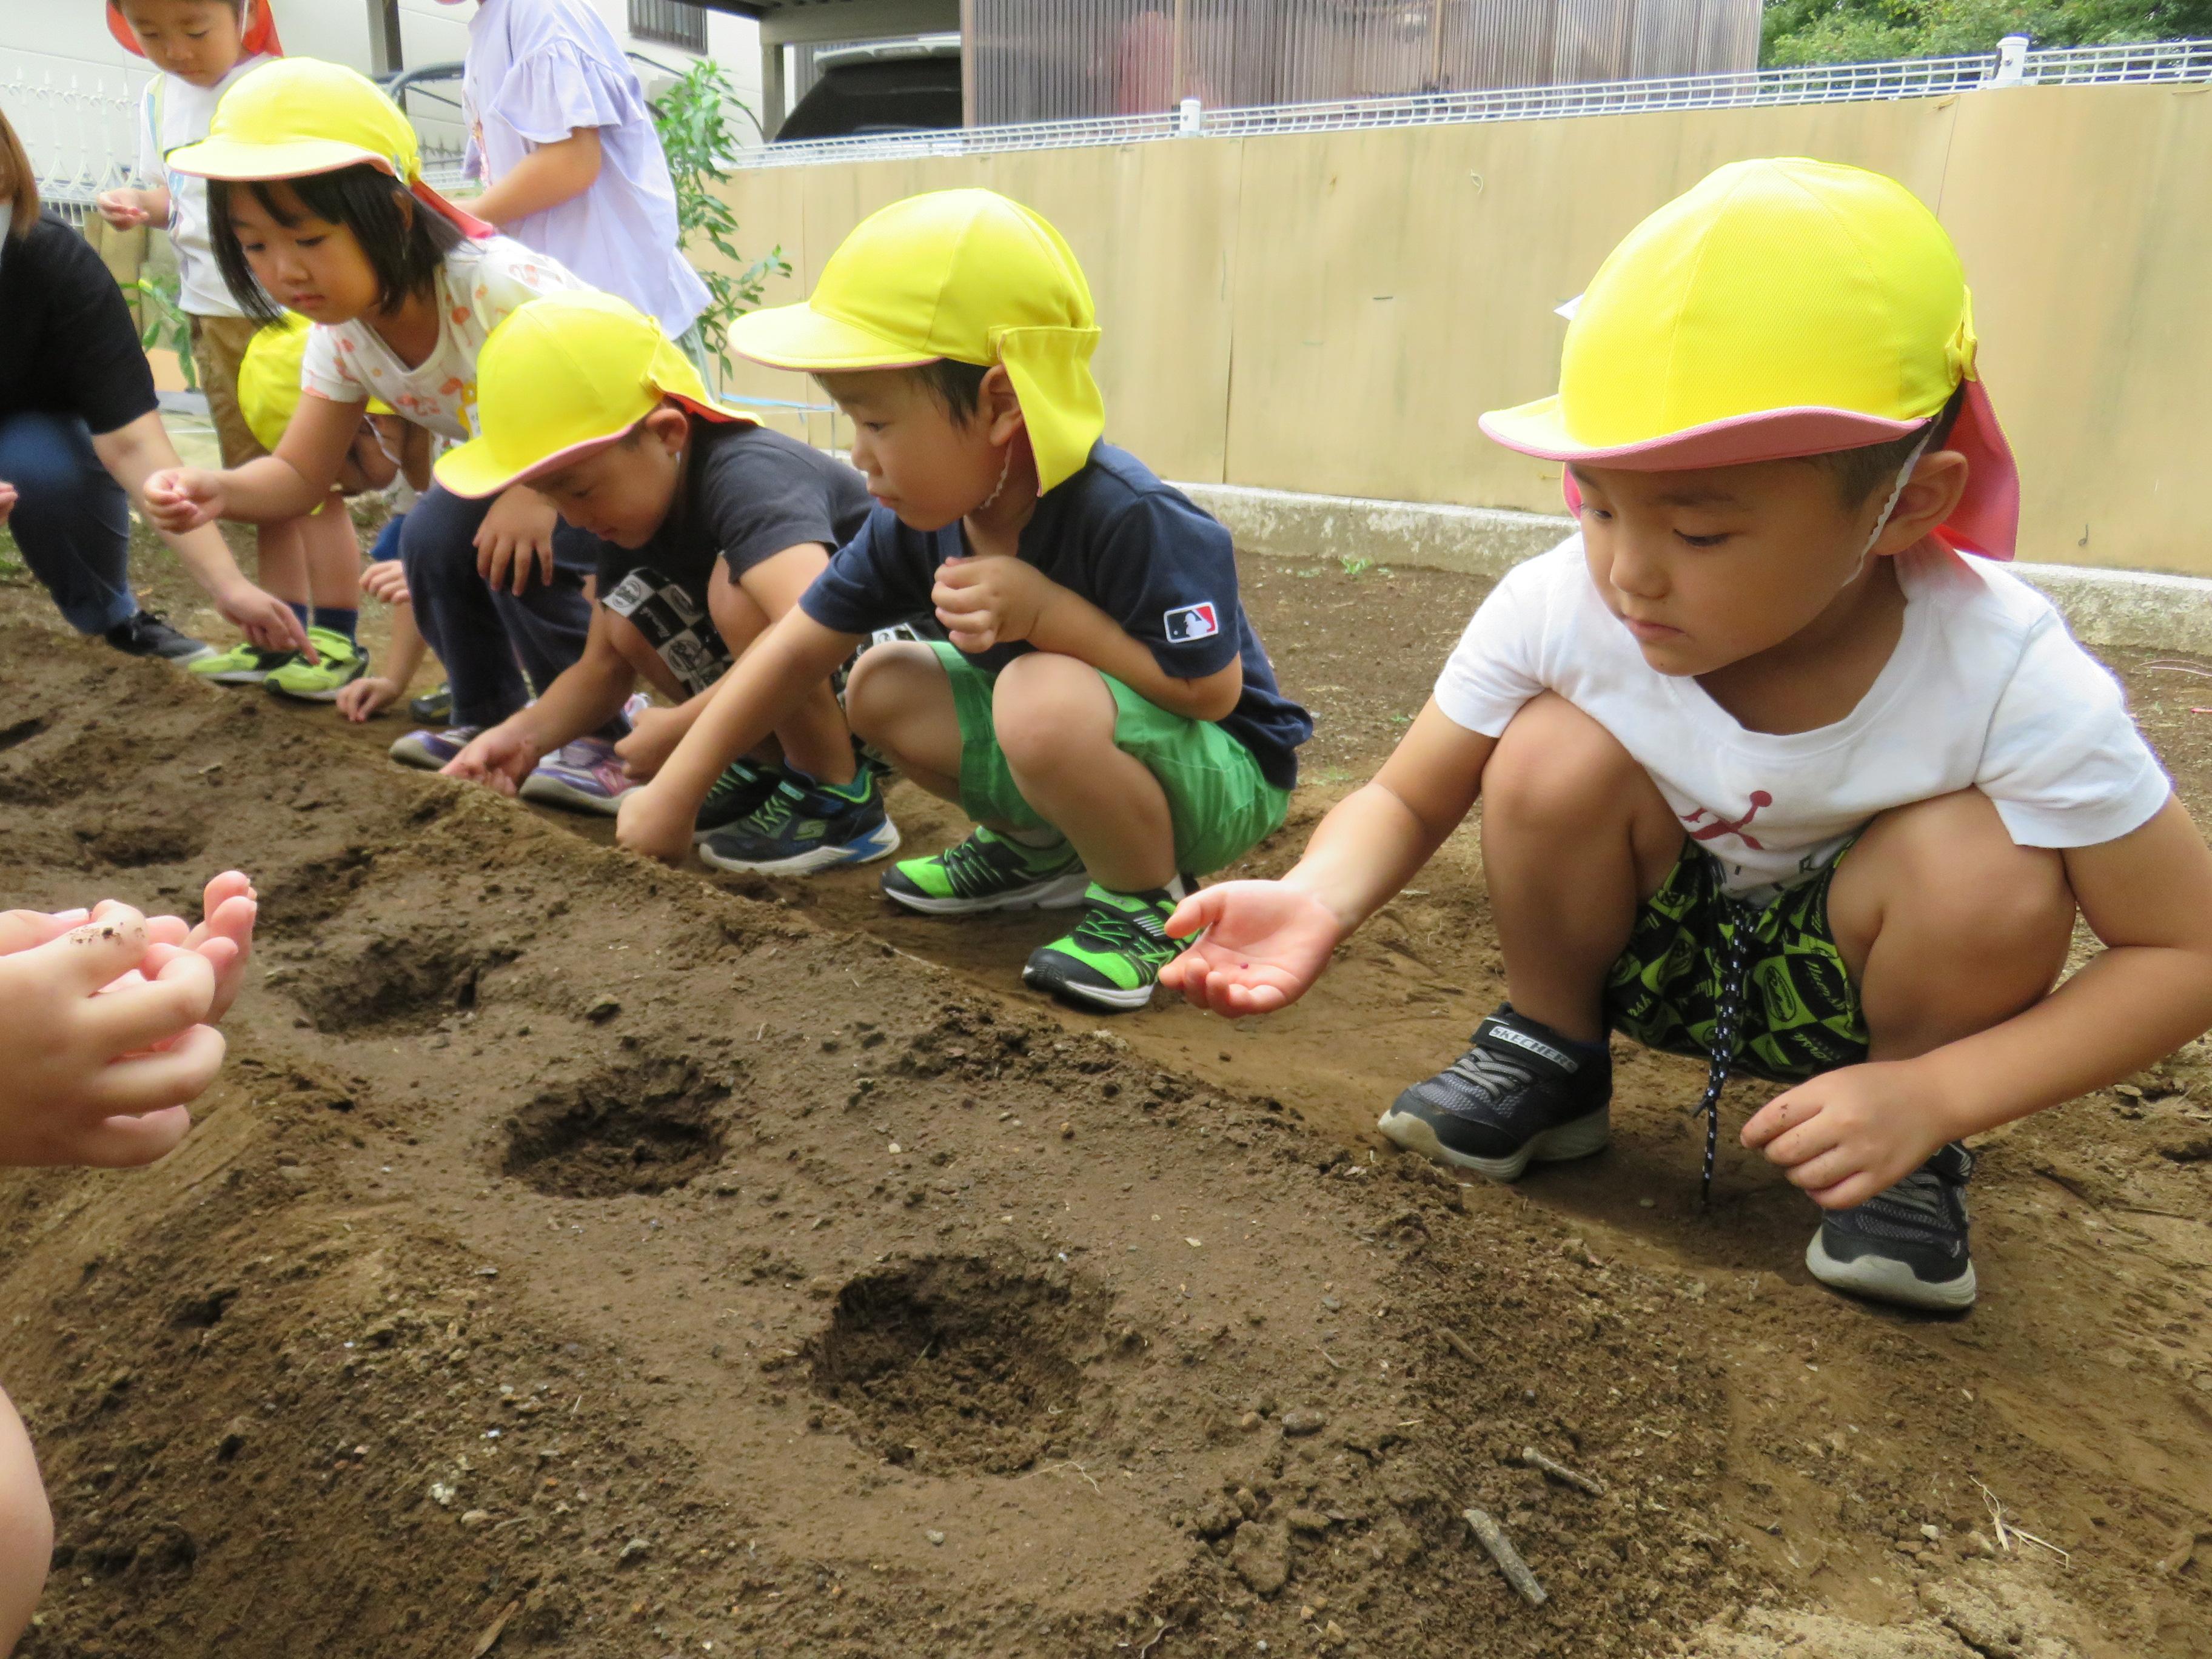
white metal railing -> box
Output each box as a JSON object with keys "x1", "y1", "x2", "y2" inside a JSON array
[
  {"x1": 4, "y1": 55, "x2": 150, "y2": 213},
  {"x1": 6, "y1": 53, "x2": 469, "y2": 218},
  {"x1": 738, "y1": 36, "x2": 2212, "y2": 169}
]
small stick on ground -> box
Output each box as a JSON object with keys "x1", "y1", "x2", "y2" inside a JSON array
[
  {"x1": 1517, "y1": 1444, "x2": 1605, "y2": 1498},
  {"x1": 1434, "y1": 1326, "x2": 1479, "y2": 1364},
  {"x1": 1464, "y1": 1507, "x2": 1548, "y2": 1607}
]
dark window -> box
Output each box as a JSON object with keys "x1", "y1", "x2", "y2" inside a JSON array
[{"x1": 630, "y1": 0, "x2": 707, "y2": 52}]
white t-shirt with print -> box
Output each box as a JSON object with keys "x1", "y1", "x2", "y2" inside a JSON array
[
  {"x1": 1433, "y1": 536, "x2": 2171, "y2": 899},
  {"x1": 298, "y1": 236, "x2": 586, "y2": 443},
  {"x1": 136, "y1": 55, "x2": 276, "y2": 317}
]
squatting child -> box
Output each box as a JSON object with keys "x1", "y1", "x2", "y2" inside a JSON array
[
  {"x1": 430, "y1": 290, "x2": 881, "y2": 854},
  {"x1": 230, "y1": 314, "x2": 439, "y2": 714},
  {"x1": 1162, "y1": 159, "x2": 2212, "y2": 1311},
  {"x1": 617, "y1": 189, "x2": 1313, "y2": 1011},
  {"x1": 97, "y1": 0, "x2": 362, "y2": 695},
  {"x1": 135, "y1": 58, "x2": 611, "y2": 769}
]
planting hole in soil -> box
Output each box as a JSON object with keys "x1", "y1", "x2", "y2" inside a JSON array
[
  {"x1": 806, "y1": 1258, "x2": 1094, "y2": 1473},
  {"x1": 500, "y1": 1073, "x2": 728, "y2": 1198},
  {"x1": 293, "y1": 930, "x2": 514, "y2": 1034}
]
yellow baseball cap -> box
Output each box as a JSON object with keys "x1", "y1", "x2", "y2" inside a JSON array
[
  {"x1": 237, "y1": 315, "x2": 392, "y2": 454},
  {"x1": 728, "y1": 189, "x2": 1105, "y2": 494},
  {"x1": 1481, "y1": 158, "x2": 2017, "y2": 560},
  {"x1": 167, "y1": 57, "x2": 493, "y2": 240},
  {"x1": 434, "y1": 290, "x2": 755, "y2": 499}
]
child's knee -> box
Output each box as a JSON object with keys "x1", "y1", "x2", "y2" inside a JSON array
[
  {"x1": 844, "y1": 642, "x2": 942, "y2": 746},
  {"x1": 992, "y1": 653, "x2": 1113, "y2": 774},
  {"x1": 1862, "y1": 791, "x2": 2074, "y2": 954},
  {"x1": 1487, "y1": 692, "x2": 1648, "y2": 831}
]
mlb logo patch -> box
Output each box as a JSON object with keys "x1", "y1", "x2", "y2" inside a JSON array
[{"x1": 1164, "y1": 602, "x2": 1221, "y2": 643}]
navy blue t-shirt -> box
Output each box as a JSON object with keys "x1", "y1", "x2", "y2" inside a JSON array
[{"x1": 799, "y1": 443, "x2": 1312, "y2": 789}]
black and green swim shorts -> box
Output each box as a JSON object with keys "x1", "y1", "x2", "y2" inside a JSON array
[{"x1": 1603, "y1": 840, "x2": 1869, "y2": 1085}]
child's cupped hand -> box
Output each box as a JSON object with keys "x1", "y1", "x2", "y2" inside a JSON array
[
  {"x1": 442, "y1": 725, "x2": 539, "y2": 795},
  {"x1": 0, "y1": 873, "x2": 258, "y2": 1169},
  {"x1": 1740, "y1": 1059, "x2": 1948, "y2": 1210},
  {"x1": 142, "y1": 467, "x2": 226, "y2": 534},
  {"x1": 95, "y1": 189, "x2": 150, "y2": 229},
  {"x1": 1158, "y1": 880, "x2": 1345, "y2": 1015},
  {"x1": 360, "y1": 559, "x2": 411, "y2": 608},
  {"x1": 335, "y1": 674, "x2": 402, "y2": 723},
  {"x1": 932, "y1": 554, "x2": 1052, "y2": 654},
  {"x1": 615, "y1": 782, "x2": 695, "y2": 866}
]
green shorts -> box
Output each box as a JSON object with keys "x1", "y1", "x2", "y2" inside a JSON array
[
  {"x1": 928, "y1": 640, "x2": 1290, "y2": 878},
  {"x1": 1603, "y1": 839, "x2": 1868, "y2": 1084}
]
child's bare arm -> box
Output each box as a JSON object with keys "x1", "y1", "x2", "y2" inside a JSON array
[
  {"x1": 144, "y1": 395, "x2": 365, "y2": 528},
  {"x1": 930, "y1": 555, "x2": 1239, "y2": 720},
  {"x1": 615, "y1": 609, "x2": 860, "y2": 863},
  {"x1": 1745, "y1": 797, "x2": 2212, "y2": 1207},
  {"x1": 1162, "y1": 702, "x2": 1495, "y2": 1014},
  {"x1": 467, "y1": 128, "x2": 604, "y2": 224}
]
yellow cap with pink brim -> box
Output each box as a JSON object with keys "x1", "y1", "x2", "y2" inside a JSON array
[
  {"x1": 165, "y1": 56, "x2": 494, "y2": 241},
  {"x1": 1480, "y1": 158, "x2": 2019, "y2": 561}
]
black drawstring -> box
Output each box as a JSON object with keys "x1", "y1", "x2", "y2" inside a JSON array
[{"x1": 1691, "y1": 897, "x2": 1754, "y2": 1204}]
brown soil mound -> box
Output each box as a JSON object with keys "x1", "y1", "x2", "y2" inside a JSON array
[{"x1": 1, "y1": 549, "x2": 2207, "y2": 1658}]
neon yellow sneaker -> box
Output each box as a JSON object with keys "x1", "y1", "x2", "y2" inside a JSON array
[
  {"x1": 264, "y1": 628, "x2": 367, "y2": 703},
  {"x1": 190, "y1": 641, "x2": 297, "y2": 685}
]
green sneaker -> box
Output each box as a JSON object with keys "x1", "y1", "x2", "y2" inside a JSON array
[
  {"x1": 190, "y1": 641, "x2": 296, "y2": 686},
  {"x1": 880, "y1": 825, "x2": 1088, "y2": 916},
  {"x1": 1021, "y1": 879, "x2": 1193, "y2": 1013},
  {"x1": 264, "y1": 628, "x2": 367, "y2": 703}
]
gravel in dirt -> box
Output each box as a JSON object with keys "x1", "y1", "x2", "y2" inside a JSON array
[{"x1": 0, "y1": 540, "x2": 2208, "y2": 1657}]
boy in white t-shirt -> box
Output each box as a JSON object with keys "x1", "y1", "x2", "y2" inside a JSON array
[
  {"x1": 96, "y1": 1, "x2": 363, "y2": 697},
  {"x1": 1161, "y1": 159, "x2": 2212, "y2": 1314}
]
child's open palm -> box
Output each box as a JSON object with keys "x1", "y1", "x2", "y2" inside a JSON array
[{"x1": 1159, "y1": 881, "x2": 1344, "y2": 1015}]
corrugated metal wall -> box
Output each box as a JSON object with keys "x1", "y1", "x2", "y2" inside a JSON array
[{"x1": 973, "y1": 0, "x2": 1761, "y2": 125}]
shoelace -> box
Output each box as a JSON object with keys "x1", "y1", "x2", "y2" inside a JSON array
[
  {"x1": 1443, "y1": 1045, "x2": 1541, "y2": 1107},
  {"x1": 1690, "y1": 897, "x2": 1756, "y2": 1205},
  {"x1": 702, "y1": 762, "x2": 760, "y2": 808},
  {"x1": 1069, "y1": 901, "x2": 1176, "y2": 967},
  {"x1": 937, "y1": 832, "x2": 1048, "y2": 897},
  {"x1": 737, "y1": 783, "x2": 803, "y2": 837}
]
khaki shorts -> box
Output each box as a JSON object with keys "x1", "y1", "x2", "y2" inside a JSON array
[{"x1": 189, "y1": 313, "x2": 267, "y2": 469}]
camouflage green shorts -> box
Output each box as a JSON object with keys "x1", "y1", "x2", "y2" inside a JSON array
[{"x1": 1603, "y1": 840, "x2": 1868, "y2": 1085}]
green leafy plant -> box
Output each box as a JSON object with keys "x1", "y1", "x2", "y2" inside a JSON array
[
  {"x1": 1761, "y1": 0, "x2": 2212, "y2": 65},
  {"x1": 649, "y1": 60, "x2": 789, "y2": 383},
  {"x1": 132, "y1": 269, "x2": 198, "y2": 392},
  {"x1": 1339, "y1": 553, "x2": 1375, "y2": 577}
]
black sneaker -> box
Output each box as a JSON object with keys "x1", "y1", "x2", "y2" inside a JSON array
[
  {"x1": 104, "y1": 609, "x2": 212, "y2": 664},
  {"x1": 692, "y1": 759, "x2": 785, "y2": 842},
  {"x1": 1806, "y1": 1142, "x2": 1977, "y2": 1312},
  {"x1": 698, "y1": 771, "x2": 900, "y2": 876},
  {"x1": 410, "y1": 683, "x2": 453, "y2": 723},
  {"x1": 1376, "y1": 1005, "x2": 1612, "y2": 1180}
]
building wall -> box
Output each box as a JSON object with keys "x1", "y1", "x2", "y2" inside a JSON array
[
  {"x1": 1, "y1": 1, "x2": 763, "y2": 196},
  {"x1": 708, "y1": 81, "x2": 2212, "y2": 577}
]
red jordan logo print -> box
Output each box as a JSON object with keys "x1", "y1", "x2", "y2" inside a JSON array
[{"x1": 1683, "y1": 791, "x2": 1774, "y2": 850}]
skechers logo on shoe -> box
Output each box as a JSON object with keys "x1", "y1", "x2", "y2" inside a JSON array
[{"x1": 1479, "y1": 1022, "x2": 1577, "y2": 1073}]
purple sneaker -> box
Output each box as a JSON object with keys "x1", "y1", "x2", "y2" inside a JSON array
[
  {"x1": 389, "y1": 726, "x2": 482, "y2": 771},
  {"x1": 519, "y1": 737, "x2": 637, "y2": 816}
]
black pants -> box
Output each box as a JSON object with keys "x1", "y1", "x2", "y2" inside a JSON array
[{"x1": 399, "y1": 482, "x2": 614, "y2": 731}]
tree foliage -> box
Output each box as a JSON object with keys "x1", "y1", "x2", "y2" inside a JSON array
[
  {"x1": 648, "y1": 60, "x2": 789, "y2": 384},
  {"x1": 1761, "y1": 0, "x2": 2212, "y2": 65}
]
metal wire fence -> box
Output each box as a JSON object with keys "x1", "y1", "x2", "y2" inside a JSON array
[{"x1": 738, "y1": 35, "x2": 2212, "y2": 169}]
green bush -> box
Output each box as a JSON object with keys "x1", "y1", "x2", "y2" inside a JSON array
[
  {"x1": 1761, "y1": 0, "x2": 2212, "y2": 65},
  {"x1": 649, "y1": 60, "x2": 791, "y2": 383}
]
